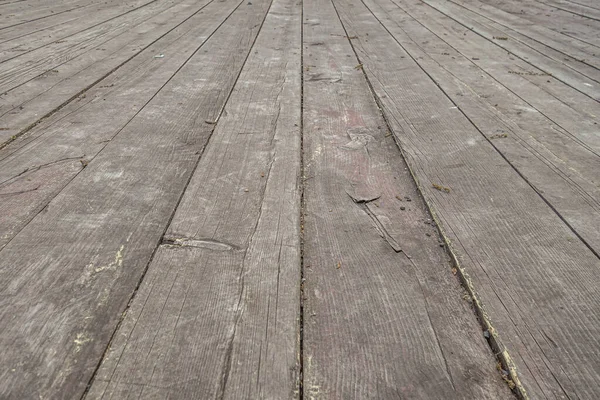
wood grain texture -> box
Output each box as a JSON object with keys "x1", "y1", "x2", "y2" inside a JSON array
[
  {"x1": 420, "y1": 0, "x2": 600, "y2": 102},
  {"x1": 0, "y1": 0, "x2": 164, "y2": 64},
  {"x1": 364, "y1": 0, "x2": 600, "y2": 266},
  {"x1": 302, "y1": 0, "x2": 511, "y2": 398},
  {"x1": 563, "y1": 0, "x2": 600, "y2": 11},
  {"x1": 452, "y1": 0, "x2": 600, "y2": 72},
  {"x1": 2, "y1": 0, "x2": 600, "y2": 398},
  {"x1": 0, "y1": 0, "x2": 269, "y2": 397},
  {"x1": 401, "y1": 0, "x2": 600, "y2": 154},
  {"x1": 334, "y1": 0, "x2": 600, "y2": 398},
  {"x1": 477, "y1": 0, "x2": 600, "y2": 47},
  {"x1": 0, "y1": 0, "x2": 139, "y2": 52},
  {"x1": 87, "y1": 0, "x2": 302, "y2": 397},
  {"x1": 0, "y1": 0, "x2": 92, "y2": 30},
  {"x1": 0, "y1": 0, "x2": 165, "y2": 106},
  {"x1": 0, "y1": 0, "x2": 213, "y2": 146},
  {"x1": 0, "y1": 0, "x2": 241, "y2": 250},
  {"x1": 537, "y1": 0, "x2": 600, "y2": 20}
]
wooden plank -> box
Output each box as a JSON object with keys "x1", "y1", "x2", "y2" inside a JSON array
[
  {"x1": 301, "y1": 0, "x2": 511, "y2": 398},
  {"x1": 333, "y1": 0, "x2": 600, "y2": 398},
  {"x1": 564, "y1": 0, "x2": 600, "y2": 11},
  {"x1": 364, "y1": 0, "x2": 600, "y2": 257},
  {"x1": 419, "y1": 0, "x2": 600, "y2": 102},
  {"x1": 0, "y1": 0, "x2": 238, "y2": 249},
  {"x1": 477, "y1": 0, "x2": 600, "y2": 47},
  {"x1": 0, "y1": 0, "x2": 166, "y2": 75},
  {"x1": 455, "y1": 0, "x2": 600, "y2": 59},
  {"x1": 0, "y1": 0, "x2": 28, "y2": 7},
  {"x1": 0, "y1": 0, "x2": 36, "y2": 8},
  {"x1": 0, "y1": 0, "x2": 212, "y2": 147},
  {"x1": 0, "y1": 0, "x2": 270, "y2": 397},
  {"x1": 88, "y1": 248, "x2": 250, "y2": 399},
  {"x1": 0, "y1": 0, "x2": 29, "y2": 8},
  {"x1": 0, "y1": 0, "x2": 90, "y2": 30},
  {"x1": 536, "y1": 0, "x2": 600, "y2": 21},
  {"x1": 450, "y1": 0, "x2": 600, "y2": 77},
  {"x1": 0, "y1": 0, "x2": 156, "y2": 55},
  {"x1": 86, "y1": 0, "x2": 301, "y2": 397},
  {"x1": 395, "y1": 0, "x2": 600, "y2": 154},
  {"x1": 0, "y1": 0, "x2": 114, "y2": 45},
  {"x1": 1, "y1": 15, "x2": 84, "y2": 46}
]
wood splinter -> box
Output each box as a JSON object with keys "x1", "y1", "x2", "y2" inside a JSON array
[{"x1": 432, "y1": 183, "x2": 451, "y2": 193}]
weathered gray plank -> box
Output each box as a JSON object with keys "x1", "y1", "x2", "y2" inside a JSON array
[
  {"x1": 0, "y1": 0, "x2": 160, "y2": 60},
  {"x1": 0, "y1": 0, "x2": 238, "y2": 250},
  {"x1": 0, "y1": 0, "x2": 167, "y2": 87},
  {"x1": 419, "y1": 0, "x2": 600, "y2": 102},
  {"x1": 0, "y1": 0, "x2": 166, "y2": 94},
  {"x1": 0, "y1": 0, "x2": 170, "y2": 64},
  {"x1": 365, "y1": 0, "x2": 600, "y2": 266},
  {"x1": 334, "y1": 0, "x2": 600, "y2": 398},
  {"x1": 0, "y1": 0, "x2": 39, "y2": 9},
  {"x1": 564, "y1": 0, "x2": 600, "y2": 10},
  {"x1": 477, "y1": 0, "x2": 600, "y2": 47},
  {"x1": 0, "y1": 0, "x2": 212, "y2": 147},
  {"x1": 412, "y1": 1, "x2": 600, "y2": 153},
  {"x1": 0, "y1": 0, "x2": 270, "y2": 397},
  {"x1": 87, "y1": 0, "x2": 302, "y2": 397},
  {"x1": 0, "y1": 0, "x2": 121, "y2": 46},
  {"x1": 0, "y1": 0, "x2": 91, "y2": 30},
  {"x1": 453, "y1": 0, "x2": 600, "y2": 72},
  {"x1": 392, "y1": 0, "x2": 600, "y2": 152},
  {"x1": 88, "y1": 247, "x2": 249, "y2": 399},
  {"x1": 536, "y1": 0, "x2": 600, "y2": 21},
  {"x1": 302, "y1": 0, "x2": 511, "y2": 398}
]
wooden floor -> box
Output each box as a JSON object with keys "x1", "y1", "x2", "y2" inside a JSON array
[{"x1": 0, "y1": 0, "x2": 599, "y2": 398}]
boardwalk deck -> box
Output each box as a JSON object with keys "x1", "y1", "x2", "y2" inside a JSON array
[{"x1": 0, "y1": 0, "x2": 599, "y2": 398}]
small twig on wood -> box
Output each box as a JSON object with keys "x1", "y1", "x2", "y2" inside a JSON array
[{"x1": 432, "y1": 183, "x2": 451, "y2": 193}]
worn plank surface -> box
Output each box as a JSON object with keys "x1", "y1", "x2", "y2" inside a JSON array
[
  {"x1": 0, "y1": 0, "x2": 92, "y2": 30},
  {"x1": 0, "y1": 0, "x2": 240, "y2": 249},
  {"x1": 0, "y1": 0, "x2": 269, "y2": 397},
  {"x1": 0, "y1": 0, "x2": 164, "y2": 65},
  {"x1": 86, "y1": 0, "x2": 302, "y2": 397},
  {"x1": 0, "y1": 0, "x2": 194, "y2": 147},
  {"x1": 453, "y1": 0, "x2": 600, "y2": 72},
  {"x1": 2, "y1": 0, "x2": 600, "y2": 398},
  {"x1": 0, "y1": 0, "x2": 155, "y2": 54},
  {"x1": 0, "y1": 0, "x2": 209, "y2": 146},
  {"x1": 539, "y1": 0, "x2": 600, "y2": 20},
  {"x1": 365, "y1": 0, "x2": 600, "y2": 266},
  {"x1": 411, "y1": 0, "x2": 600, "y2": 156},
  {"x1": 477, "y1": 0, "x2": 600, "y2": 46},
  {"x1": 334, "y1": 0, "x2": 600, "y2": 398},
  {"x1": 301, "y1": 0, "x2": 510, "y2": 398},
  {"x1": 421, "y1": 0, "x2": 600, "y2": 102}
]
